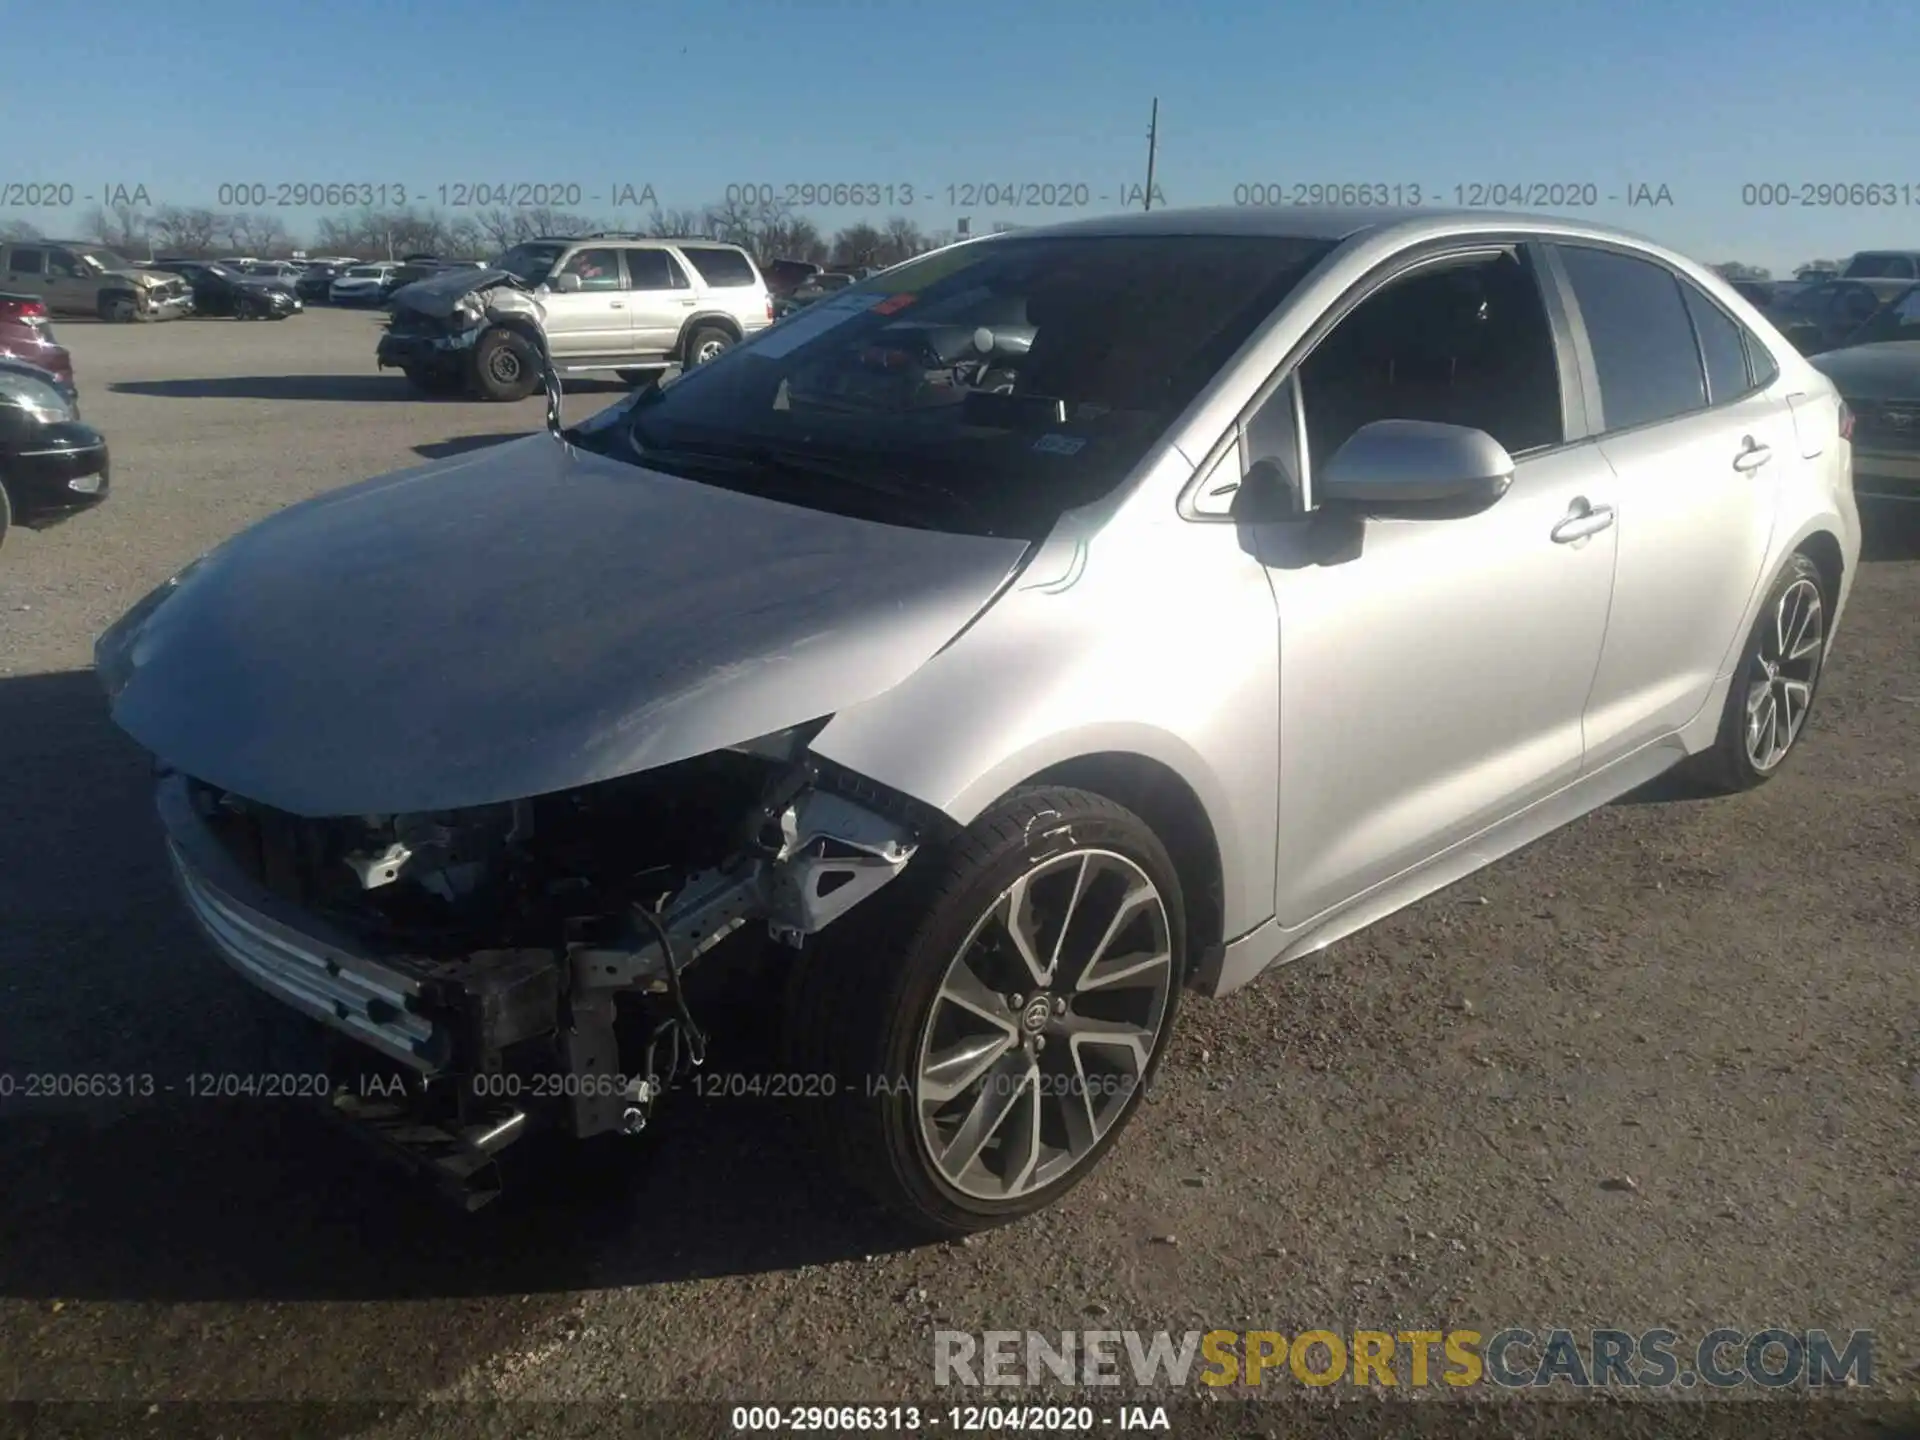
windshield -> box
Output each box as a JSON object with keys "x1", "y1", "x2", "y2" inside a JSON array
[
  {"x1": 494, "y1": 243, "x2": 566, "y2": 286},
  {"x1": 573, "y1": 232, "x2": 1336, "y2": 538},
  {"x1": 345, "y1": 266, "x2": 382, "y2": 278}
]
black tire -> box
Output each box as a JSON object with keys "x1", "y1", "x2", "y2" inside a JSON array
[
  {"x1": 782, "y1": 785, "x2": 1186, "y2": 1236},
  {"x1": 1681, "y1": 551, "x2": 1831, "y2": 795},
  {"x1": 681, "y1": 324, "x2": 733, "y2": 368},
  {"x1": 98, "y1": 293, "x2": 138, "y2": 323},
  {"x1": 471, "y1": 327, "x2": 540, "y2": 402},
  {"x1": 0, "y1": 480, "x2": 12, "y2": 551}
]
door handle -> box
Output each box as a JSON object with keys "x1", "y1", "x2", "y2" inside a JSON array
[
  {"x1": 1550, "y1": 498, "x2": 1616, "y2": 543},
  {"x1": 609, "y1": 301, "x2": 624, "y2": 309},
  {"x1": 1732, "y1": 436, "x2": 1772, "y2": 472},
  {"x1": 678, "y1": 298, "x2": 698, "y2": 306}
]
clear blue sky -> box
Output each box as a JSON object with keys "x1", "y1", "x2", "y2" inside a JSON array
[{"x1": 9, "y1": 0, "x2": 1917, "y2": 274}]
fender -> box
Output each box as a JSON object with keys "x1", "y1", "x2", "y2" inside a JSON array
[{"x1": 673, "y1": 310, "x2": 742, "y2": 359}]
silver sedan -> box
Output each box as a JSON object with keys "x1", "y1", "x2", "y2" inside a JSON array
[{"x1": 97, "y1": 206, "x2": 1861, "y2": 1234}]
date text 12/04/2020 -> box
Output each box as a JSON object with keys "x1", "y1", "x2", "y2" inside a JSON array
[
  {"x1": 1231, "y1": 182, "x2": 1677, "y2": 208},
  {"x1": 721, "y1": 182, "x2": 1167, "y2": 210}
]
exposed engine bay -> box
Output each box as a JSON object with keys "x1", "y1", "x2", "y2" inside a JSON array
[{"x1": 167, "y1": 734, "x2": 935, "y2": 1206}]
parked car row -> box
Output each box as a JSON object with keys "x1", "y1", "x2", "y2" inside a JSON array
[{"x1": 0, "y1": 294, "x2": 108, "y2": 549}]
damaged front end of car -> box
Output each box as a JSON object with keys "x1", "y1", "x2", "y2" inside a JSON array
[
  {"x1": 156, "y1": 728, "x2": 937, "y2": 1207},
  {"x1": 376, "y1": 268, "x2": 544, "y2": 385}
]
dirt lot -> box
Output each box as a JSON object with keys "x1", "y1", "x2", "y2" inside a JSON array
[{"x1": 0, "y1": 309, "x2": 1914, "y2": 1423}]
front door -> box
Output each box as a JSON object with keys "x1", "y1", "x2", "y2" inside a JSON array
[
  {"x1": 539, "y1": 247, "x2": 630, "y2": 359},
  {"x1": 1238, "y1": 246, "x2": 1620, "y2": 926},
  {"x1": 43, "y1": 248, "x2": 100, "y2": 314}
]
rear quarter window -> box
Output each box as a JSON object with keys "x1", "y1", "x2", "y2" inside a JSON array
[{"x1": 678, "y1": 246, "x2": 760, "y2": 288}]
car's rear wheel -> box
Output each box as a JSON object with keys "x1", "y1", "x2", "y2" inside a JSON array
[
  {"x1": 99, "y1": 294, "x2": 138, "y2": 323},
  {"x1": 783, "y1": 786, "x2": 1185, "y2": 1236},
  {"x1": 471, "y1": 328, "x2": 540, "y2": 402},
  {"x1": 683, "y1": 325, "x2": 733, "y2": 368},
  {"x1": 1683, "y1": 551, "x2": 1830, "y2": 794}
]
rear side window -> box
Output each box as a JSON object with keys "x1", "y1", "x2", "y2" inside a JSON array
[
  {"x1": 1554, "y1": 244, "x2": 1706, "y2": 431},
  {"x1": 8, "y1": 248, "x2": 46, "y2": 275},
  {"x1": 1846, "y1": 253, "x2": 1917, "y2": 280},
  {"x1": 1678, "y1": 281, "x2": 1752, "y2": 404},
  {"x1": 678, "y1": 246, "x2": 758, "y2": 288},
  {"x1": 623, "y1": 248, "x2": 689, "y2": 291}
]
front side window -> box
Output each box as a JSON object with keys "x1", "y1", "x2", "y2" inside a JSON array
[
  {"x1": 556, "y1": 248, "x2": 621, "y2": 291},
  {"x1": 1679, "y1": 281, "x2": 1753, "y2": 404},
  {"x1": 1290, "y1": 248, "x2": 1565, "y2": 466},
  {"x1": 1554, "y1": 244, "x2": 1707, "y2": 432},
  {"x1": 575, "y1": 233, "x2": 1336, "y2": 538},
  {"x1": 47, "y1": 249, "x2": 84, "y2": 277}
]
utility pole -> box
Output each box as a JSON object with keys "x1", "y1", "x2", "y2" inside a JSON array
[{"x1": 1143, "y1": 98, "x2": 1159, "y2": 212}]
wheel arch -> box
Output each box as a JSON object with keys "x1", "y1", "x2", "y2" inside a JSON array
[
  {"x1": 1019, "y1": 752, "x2": 1227, "y2": 982},
  {"x1": 1795, "y1": 527, "x2": 1845, "y2": 610},
  {"x1": 674, "y1": 310, "x2": 742, "y2": 358}
]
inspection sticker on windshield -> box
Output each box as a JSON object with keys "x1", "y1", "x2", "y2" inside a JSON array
[
  {"x1": 750, "y1": 294, "x2": 883, "y2": 359},
  {"x1": 1032, "y1": 434, "x2": 1087, "y2": 456}
]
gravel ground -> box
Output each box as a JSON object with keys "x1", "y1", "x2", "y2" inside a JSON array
[{"x1": 0, "y1": 309, "x2": 1914, "y2": 1426}]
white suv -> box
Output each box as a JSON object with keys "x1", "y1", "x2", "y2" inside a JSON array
[
  {"x1": 500, "y1": 235, "x2": 771, "y2": 376},
  {"x1": 380, "y1": 234, "x2": 776, "y2": 400}
]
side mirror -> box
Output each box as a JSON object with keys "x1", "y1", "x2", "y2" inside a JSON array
[
  {"x1": 553, "y1": 272, "x2": 583, "y2": 294},
  {"x1": 1317, "y1": 419, "x2": 1514, "y2": 512},
  {"x1": 1227, "y1": 457, "x2": 1298, "y2": 523}
]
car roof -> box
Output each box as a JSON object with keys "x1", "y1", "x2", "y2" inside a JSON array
[{"x1": 990, "y1": 204, "x2": 1673, "y2": 254}]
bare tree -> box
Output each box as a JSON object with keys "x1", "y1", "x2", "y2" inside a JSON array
[
  {"x1": 758, "y1": 214, "x2": 827, "y2": 265},
  {"x1": 830, "y1": 221, "x2": 886, "y2": 269},
  {"x1": 84, "y1": 203, "x2": 152, "y2": 254},
  {"x1": 218, "y1": 211, "x2": 293, "y2": 256},
  {"x1": 643, "y1": 207, "x2": 713, "y2": 240},
  {"x1": 879, "y1": 216, "x2": 929, "y2": 266},
  {"x1": 0, "y1": 218, "x2": 44, "y2": 242},
  {"x1": 701, "y1": 193, "x2": 798, "y2": 256},
  {"x1": 149, "y1": 207, "x2": 224, "y2": 256}
]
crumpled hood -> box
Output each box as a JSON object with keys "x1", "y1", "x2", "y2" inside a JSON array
[
  {"x1": 388, "y1": 267, "x2": 525, "y2": 319},
  {"x1": 1810, "y1": 341, "x2": 1920, "y2": 401},
  {"x1": 96, "y1": 435, "x2": 1030, "y2": 817}
]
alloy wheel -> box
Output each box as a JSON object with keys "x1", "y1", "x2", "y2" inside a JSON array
[
  {"x1": 913, "y1": 849, "x2": 1173, "y2": 1201},
  {"x1": 694, "y1": 338, "x2": 728, "y2": 365},
  {"x1": 1745, "y1": 577, "x2": 1824, "y2": 771}
]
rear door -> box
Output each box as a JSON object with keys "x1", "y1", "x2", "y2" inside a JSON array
[
  {"x1": 1546, "y1": 243, "x2": 1789, "y2": 766},
  {"x1": 2, "y1": 246, "x2": 53, "y2": 306},
  {"x1": 621, "y1": 246, "x2": 696, "y2": 357},
  {"x1": 539, "y1": 247, "x2": 628, "y2": 358}
]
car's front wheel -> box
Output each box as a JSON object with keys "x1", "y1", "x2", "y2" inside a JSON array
[
  {"x1": 471, "y1": 328, "x2": 541, "y2": 402},
  {"x1": 1684, "y1": 551, "x2": 1830, "y2": 793},
  {"x1": 99, "y1": 294, "x2": 138, "y2": 323},
  {"x1": 784, "y1": 786, "x2": 1185, "y2": 1235}
]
